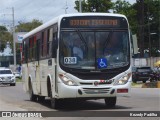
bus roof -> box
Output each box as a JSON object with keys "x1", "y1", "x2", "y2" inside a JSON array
[{"x1": 23, "y1": 13, "x2": 127, "y2": 40}]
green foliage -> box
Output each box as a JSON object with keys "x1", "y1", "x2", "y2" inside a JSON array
[
  {"x1": 75, "y1": 0, "x2": 113, "y2": 12},
  {"x1": 0, "y1": 26, "x2": 12, "y2": 51},
  {"x1": 0, "y1": 26, "x2": 7, "y2": 32},
  {"x1": 75, "y1": 0, "x2": 87, "y2": 12},
  {"x1": 135, "y1": 0, "x2": 159, "y2": 56},
  {"x1": 113, "y1": 0, "x2": 138, "y2": 33},
  {"x1": 15, "y1": 19, "x2": 43, "y2": 32},
  {"x1": 0, "y1": 19, "x2": 42, "y2": 52}
]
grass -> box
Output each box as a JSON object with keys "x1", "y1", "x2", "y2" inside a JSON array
[
  {"x1": 131, "y1": 82, "x2": 143, "y2": 87},
  {"x1": 131, "y1": 82, "x2": 137, "y2": 86},
  {"x1": 131, "y1": 82, "x2": 142, "y2": 86},
  {"x1": 16, "y1": 78, "x2": 22, "y2": 82}
]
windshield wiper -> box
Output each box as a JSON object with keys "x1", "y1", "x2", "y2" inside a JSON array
[
  {"x1": 103, "y1": 31, "x2": 113, "y2": 53},
  {"x1": 75, "y1": 29, "x2": 88, "y2": 55}
]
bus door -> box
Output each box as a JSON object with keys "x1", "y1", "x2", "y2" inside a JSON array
[{"x1": 35, "y1": 39, "x2": 41, "y2": 94}]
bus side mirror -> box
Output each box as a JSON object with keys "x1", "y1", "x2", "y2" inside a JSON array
[{"x1": 52, "y1": 39, "x2": 58, "y2": 58}]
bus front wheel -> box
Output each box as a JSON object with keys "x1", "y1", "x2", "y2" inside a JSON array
[
  {"x1": 29, "y1": 81, "x2": 37, "y2": 101},
  {"x1": 38, "y1": 96, "x2": 45, "y2": 102},
  {"x1": 49, "y1": 88, "x2": 59, "y2": 109},
  {"x1": 104, "y1": 97, "x2": 116, "y2": 108}
]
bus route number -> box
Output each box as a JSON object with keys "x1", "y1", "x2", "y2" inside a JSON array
[{"x1": 64, "y1": 57, "x2": 77, "y2": 64}]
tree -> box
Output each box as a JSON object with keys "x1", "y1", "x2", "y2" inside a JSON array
[
  {"x1": 15, "y1": 19, "x2": 43, "y2": 32},
  {"x1": 0, "y1": 26, "x2": 12, "y2": 51},
  {"x1": 75, "y1": 0, "x2": 113, "y2": 12},
  {"x1": 113, "y1": 0, "x2": 159, "y2": 57},
  {"x1": 143, "y1": 0, "x2": 160, "y2": 57},
  {"x1": 0, "y1": 26, "x2": 7, "y2": 32},
  {"x1": 113, "y1": 0, "x2": 137, "y2": 33},
  {"x1": 133, "y1": 0, "x2": 160, "y2": 57}
]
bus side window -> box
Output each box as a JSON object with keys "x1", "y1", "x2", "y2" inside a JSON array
[
  {"x1": 47, "y1": 29, "x2": 50, "y2": 56},
  {"x1": 52, "y1": 24, "x2": 58, "y2": 58},
  {"x1": 22, "y1": 41, "x2": 25, "y2": 63},
  {"x1": 33, "y1": 36, "x2": 36, "y2": 60},
  {"x1": 36, "y1": 39, "x2": 40, "y2": 61},
  {"x1": 52, "y1": 32, "x2": 58, "y2": 58},
  {"x1": 48, "y1": 28, "x2": 53, "y2": 57},
  {"x1": 41, "y1": 32, "x2": 44, "y2": 57},
  {"x1": 25, "y1": 39, "x2": 29, "y2": 63}
]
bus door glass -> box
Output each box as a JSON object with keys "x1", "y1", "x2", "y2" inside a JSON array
[{"x1": 36, "y1": 39, "x2": 41, "y2": 93}]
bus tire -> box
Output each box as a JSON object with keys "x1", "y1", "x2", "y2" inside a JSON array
[
  {"x1": 38, "y1": 96, "x2": 45, "y2": 102},
  {"x1": 104, "y1": 97, "x2": 116, "y2": 108},
  {"x1": 50, "y1": 89, "x2": 59, "y2": 109},
  {"x1": 29, "y1": 81, "x2": 37, "y2": 101}
]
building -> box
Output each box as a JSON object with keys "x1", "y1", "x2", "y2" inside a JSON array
[{"x1": 0, "y1": 42, "x2": 13, "y2": 67}]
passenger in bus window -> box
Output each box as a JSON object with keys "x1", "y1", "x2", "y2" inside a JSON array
[{"x1": 73, "y1": 38, "x2": 84, "y2": 60}]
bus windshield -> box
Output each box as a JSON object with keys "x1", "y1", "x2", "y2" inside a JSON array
[{"x1": 60, "y1": 30, "x2": 129, "y2": 70}]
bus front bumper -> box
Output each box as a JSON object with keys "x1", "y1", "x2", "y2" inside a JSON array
[{"x1": 56, "y1": 80, "x2": 131, "y2": 99}]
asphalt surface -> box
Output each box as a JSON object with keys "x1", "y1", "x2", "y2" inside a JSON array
[{"x1": 0, "y1": 82, "x2": 159, "y2": 120}]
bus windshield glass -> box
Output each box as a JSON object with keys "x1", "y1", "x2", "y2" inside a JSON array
[{"x1": 60, "y1": 30, "x2": 129, "y2": 70}]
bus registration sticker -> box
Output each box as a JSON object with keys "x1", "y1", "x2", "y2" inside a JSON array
[{"x1": 64, "y1": 57, "x2": 77, "y2": 64}]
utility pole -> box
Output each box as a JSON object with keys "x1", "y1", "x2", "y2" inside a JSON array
[
  {"x1": 136, "y1": 0, "x2": 144, "y2": 57},
  {"x1": 12, "y1": 7, "x2": 16, "y2": 69},
  {"x1": 159, "y1": 10, "x2": 160, "y2": 57},
  {"x1": 148, "y1": 11, "x2": 152, "y2": 58},
  {"x1": 79, "y1": 0, "x2": 82, "y2": 13},
  {"x1": 64, "y1": 0, "x2": 68, "y2": 14}
]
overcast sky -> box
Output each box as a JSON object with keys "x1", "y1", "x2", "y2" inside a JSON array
[{"x1": 0, "y1": 0, "x2": 136, "y2": 28}]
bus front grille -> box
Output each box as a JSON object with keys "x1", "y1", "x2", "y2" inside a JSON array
[
  {"x1": 80, "y1": 82, "x2": 112, "y2": 85},
  {"x1": 82, "y1": 88, "x2": 111, "y2": 94}
]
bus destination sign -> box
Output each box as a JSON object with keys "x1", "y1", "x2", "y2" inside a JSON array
[
  {"x1": 61, "y1": 16, "x2": 128, "y2": 28},
  {"x1": 70, "y1": 19, "x2": 118, "y2": 27}
]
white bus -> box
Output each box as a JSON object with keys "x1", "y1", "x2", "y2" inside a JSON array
[{"x1": 22, "y1": 13, "x2": 132, "y2": 109}]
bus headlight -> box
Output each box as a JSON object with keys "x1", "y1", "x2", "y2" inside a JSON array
[
  {"x1": 59, "y1": 74, "x2": 78, "y2": 86},
  {"x1": 114, "y1": 73, "x2": 132, "y2": 85}
]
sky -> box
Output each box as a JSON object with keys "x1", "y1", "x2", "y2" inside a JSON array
[{"x1": 0, "y1": 0, "x2": 136, "y2": 28}]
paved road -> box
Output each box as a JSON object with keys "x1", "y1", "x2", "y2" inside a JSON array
[{"x1": 0, "y1": 82, "x2": 159, "y2": 120}]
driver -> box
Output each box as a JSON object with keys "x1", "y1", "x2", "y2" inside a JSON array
[
  {"x1": 104, "y1": 32, "x2": 124, "y2": 62},
  {"x1": 104, "y1": 32, "x2": 122, "y2": 56}
]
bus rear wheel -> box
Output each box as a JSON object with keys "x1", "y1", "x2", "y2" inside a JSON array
[{"x1": 104, "y1": 97, "x2": 116, "y2": 108}]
